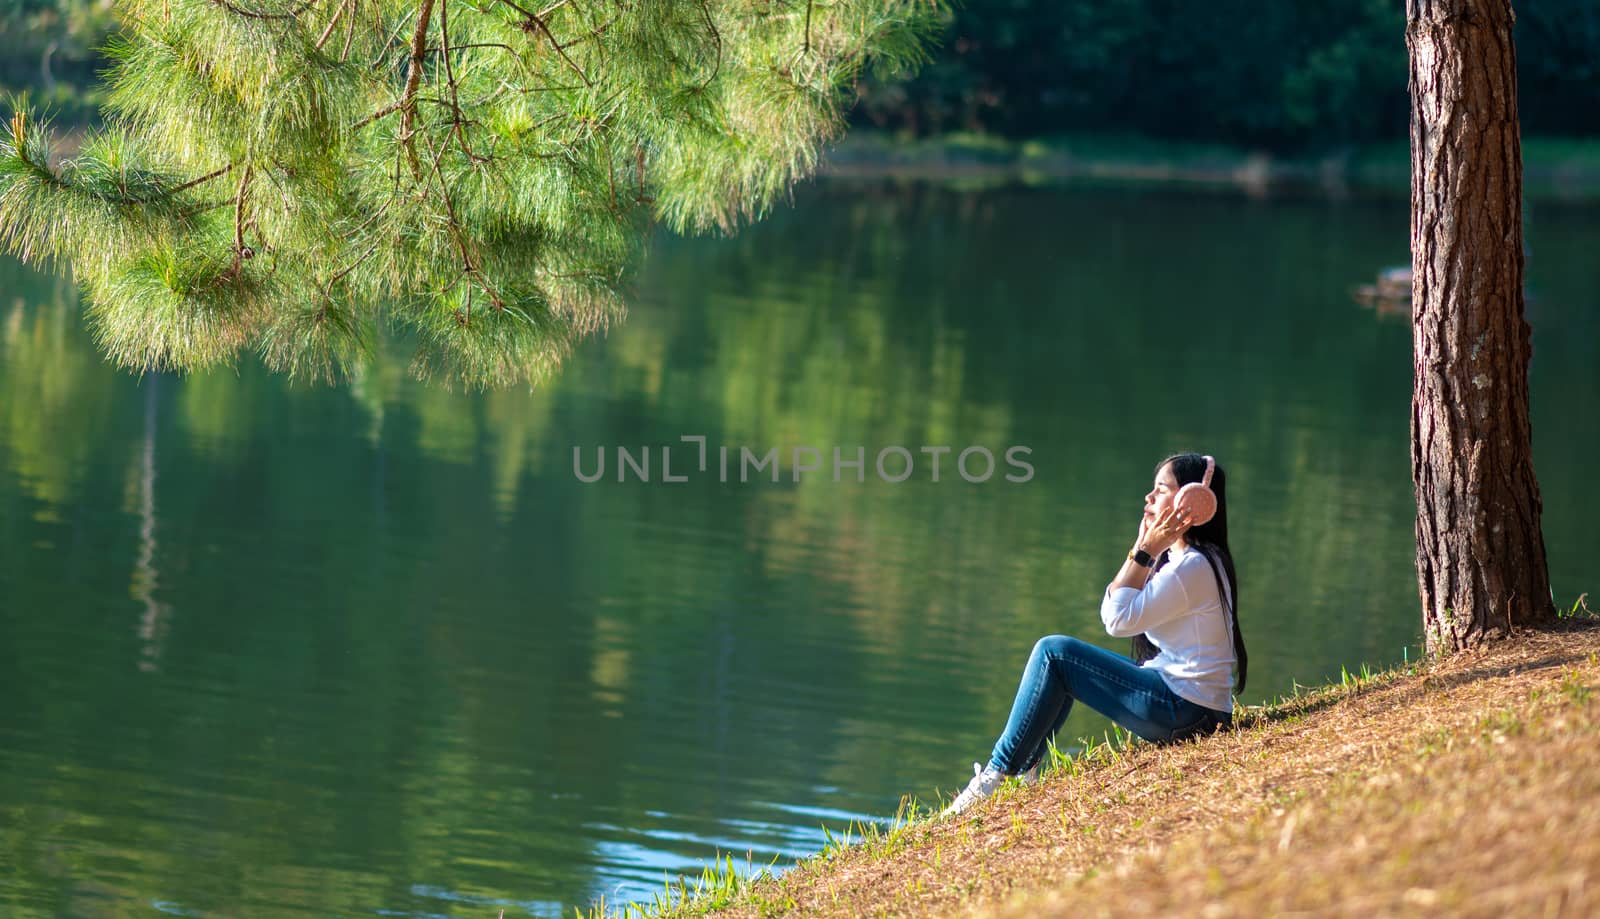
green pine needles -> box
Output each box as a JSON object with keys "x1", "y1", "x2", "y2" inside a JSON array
[{"x1": 1, "y1": 0, "x2": 941, "y2": 388}]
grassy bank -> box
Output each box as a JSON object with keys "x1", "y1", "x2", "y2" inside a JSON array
[
  {"x1": 822, "y1": 132, "x2": 1600, "y2": 200},
  {"x1": 586, "y1": 611, "x2": 1600, "y2": 918}
]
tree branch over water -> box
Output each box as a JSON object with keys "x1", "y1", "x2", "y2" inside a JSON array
[{"x1": 0, "y1": 0, "x2": 944, "y2": 388}]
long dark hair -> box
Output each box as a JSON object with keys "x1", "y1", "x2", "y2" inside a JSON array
[{"x1": 1130, "y1": 453, "x2": 1248, "y2": 695}]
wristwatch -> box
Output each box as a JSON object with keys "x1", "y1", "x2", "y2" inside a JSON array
[{"x1": 1128, "y1": 547, "x2": 1155, "y2": 568}]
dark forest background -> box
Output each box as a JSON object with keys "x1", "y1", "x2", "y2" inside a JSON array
[
  {"x1": 3, "y1": 0, "x2": 1598, "y2": 148},
  {"x1": 847, "y1": 0, "x2": 1599, "y2": 149}
]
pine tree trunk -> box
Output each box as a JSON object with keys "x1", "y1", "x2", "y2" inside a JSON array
[{"x1": 1407, "y1": 0, "x2": 1555, "y2": 654}]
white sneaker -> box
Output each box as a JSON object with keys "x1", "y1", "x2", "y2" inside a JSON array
[
  {"x1": 1019, "y1": 761, "x2": 1043, "y2": 787},
  {"x1": 942, "y1": 762, "x2": 1005, "y2": 817}
]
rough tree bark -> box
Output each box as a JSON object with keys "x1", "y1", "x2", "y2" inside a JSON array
[{"x1": 1406, "y1": 0, "x2": 1555, "y2": 654}]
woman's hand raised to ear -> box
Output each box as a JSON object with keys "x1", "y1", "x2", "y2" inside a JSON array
[
  {"x1": 1138, "y1": 507, "x2": 1191, "y2": 557},
  {"x1": 1113, "y1": 506, "x2": 1189, "y2": 591}
]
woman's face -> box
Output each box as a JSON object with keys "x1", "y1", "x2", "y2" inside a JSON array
[{"x1": 1144, "y1": 462, "x2": 1181, "y2": 520}]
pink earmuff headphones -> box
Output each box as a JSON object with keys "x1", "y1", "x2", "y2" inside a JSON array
[{"x1": 1174, "y1": 455, "x2": 1218, "y2": 527}]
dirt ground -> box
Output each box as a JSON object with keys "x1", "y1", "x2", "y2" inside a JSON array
[{"x1": 698, "y1": 621, "x2": 1600, "y2": 918}]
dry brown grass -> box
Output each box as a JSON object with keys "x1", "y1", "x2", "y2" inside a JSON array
[{"x1": 687, "y1": 622, "x2": 1600, "y2": 919}]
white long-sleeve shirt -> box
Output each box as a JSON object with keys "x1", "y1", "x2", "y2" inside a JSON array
[{"x1": 1100, "y1": 545, "x2": 1236, "y2": 713}]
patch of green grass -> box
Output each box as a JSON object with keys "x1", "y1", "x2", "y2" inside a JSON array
[
  {"x1": 1560, "y1": 668, "x2": 1592, "y2": 705},
  {"x1": 1479, "y1": 708, "x2": 1527, "y2": 739},
  {"x1": 576, "y1": 851, "x2": 773, "y2": 919},
  {"x1": 1007, "y1": 811, "x2": 1027, "y2": 844},
  {"x1": 1413, "y1": 726, "x2": 1451, "y2": 756},
  {"x1": 1559, "y1": 592, "x2": 1593, "y2": 621}
]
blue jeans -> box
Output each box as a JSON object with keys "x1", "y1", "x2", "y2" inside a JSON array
[{"x1": 988, "y1": 636, "x2": 1231, "y2": 774}]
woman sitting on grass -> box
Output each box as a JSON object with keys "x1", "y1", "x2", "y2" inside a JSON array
[{"x1": 943, "y1": 452, "x2": 1247, "y2": 817}]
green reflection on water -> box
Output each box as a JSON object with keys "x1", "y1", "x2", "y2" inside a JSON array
[{"x1": 0, "y1": 184, "x2": 1595, "y2": 917}]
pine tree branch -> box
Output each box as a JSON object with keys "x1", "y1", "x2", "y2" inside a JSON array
[
  {"x1": 314, "y1": 0, "x2": 347, "y2": 50},
  {"x1": 377, "y1": 4, "x2": 420, "y2": 64},
  {"x1": 340, "y1": 0, "x2": 359, "y2": 61},
  {"x1": 6, "y1": 112, "x2": 62, "y2": 189},
  {"x1": 437, "y1": 33, "x2": 537, "y2": 85},
  {"x1": 437, "y1": 0, "x2": 486, "y2": 164},
  {"x1": 635, "y1": 142, "x2": 648, "y2": 205},
  {"x1": 339, "y1": 196, "x2": 395, "y2": 244},
  {"x1": 400, "y1": 0, "x2": 439, "y2": 179},
  {"x1": 170, "y1": 163, "x2": 235, "y2": 195},
  {"x1": 324, "y1": 237, "x2": 381, "y2": 291},
  {"x1": 495, "y1": 0, "x2": 593, "y2": 87},
  {"x1": 353, "y1": 101, "x2": 402, "y2": 132},
  {"x1": 180, "y1": 199, "x2": 234, "y2": 218},
  {"x1": 490, "y1": 0, "x2": 535, "y2": 20},
  {"x1": 312, "y1": 193, "x2": 398, "y2": 296},
  {"x1": 231, "y1": 163, "x2": 253, "y2": 272},
  {"x1": 551, "y1": 15, "x2": 615, "y2": 54},
  {"x1": 419, "y1": 130, "x2": 496, "y2": 314},
  {"x1": 488, "y1": 81, "x2": 587, "y2": 99},
  {"x1": 207, "y1": 0, "x2": 312, "y2": 22},
  {"x1": 697, "y1": 0, "x2": 721, "y2": 90},
  {"x1": 14, "y1": 0, "x2": 945, "y2": 387},
  {"x1": 446, "y1": 42, "x2": 519, "y2": 54}
]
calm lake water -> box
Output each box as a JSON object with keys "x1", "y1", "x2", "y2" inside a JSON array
[{"x1": 1, "y1": 183, "x2": 1596, "y2": 918}]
